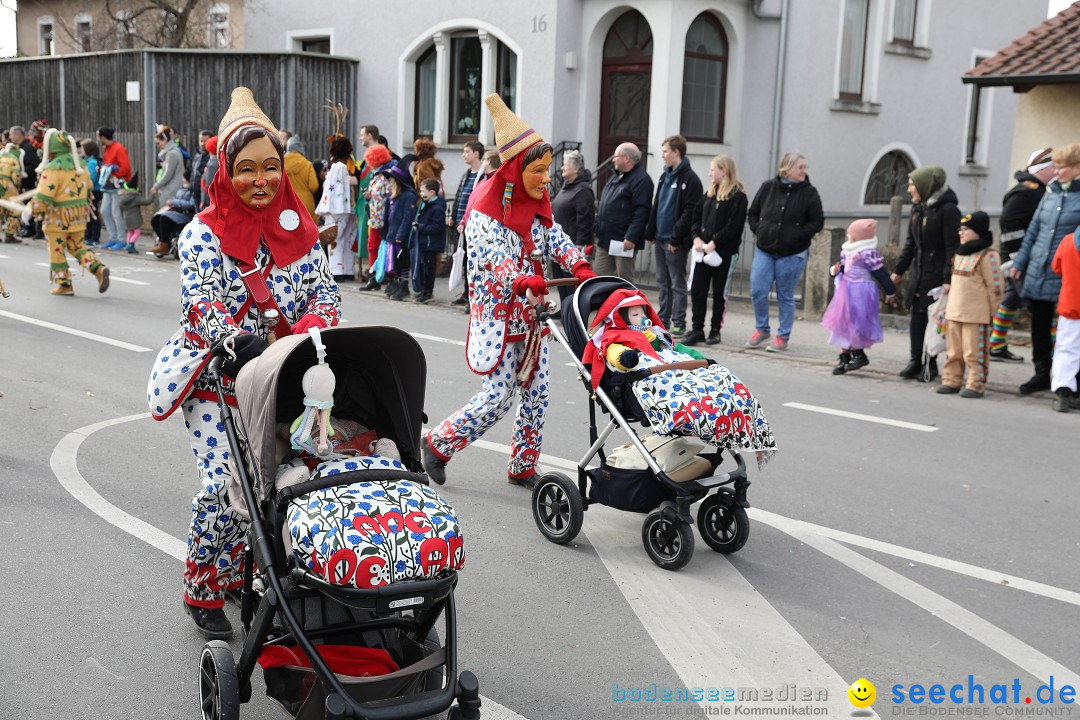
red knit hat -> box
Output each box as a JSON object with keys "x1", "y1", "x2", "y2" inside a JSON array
[{"x1": 847, "y1": 219, "x2": 877, "y2": 242}]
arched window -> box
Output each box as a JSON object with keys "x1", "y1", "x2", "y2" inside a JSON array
[
  {"x1": 680, "y1": 13, "x2": 728, "y2": 143},
  {"x1": 864, "y1": 150, "x2": 915, "y2": 205}
]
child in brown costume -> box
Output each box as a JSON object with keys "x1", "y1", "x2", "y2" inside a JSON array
[{"x1": 936, "y1": 211, "x2": 1002, "y2": 398}]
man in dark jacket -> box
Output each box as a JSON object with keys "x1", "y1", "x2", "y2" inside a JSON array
[
  {"x1": 645, "y1": 135, "x2": 703, "y2": 334},
  {"x1": 890, "y1": 165, "x2": 961, "y2": 379},
  {"x1": 989, "y1": 148, "x2": 1055, "y2": 362},
  {"x1": 594, "y1": 142, "x2": 653, "y2": 282},
  {"x1": 9, "y1": 126, "x2": 39, "y2": 236},
  {"x1": 189, "y1": 130, "x2": 213, "y2": 209}
]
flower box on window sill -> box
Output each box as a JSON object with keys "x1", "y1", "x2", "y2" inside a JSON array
[{"x1": 830, "y1": 98, "x2": 881, "y2": 115}]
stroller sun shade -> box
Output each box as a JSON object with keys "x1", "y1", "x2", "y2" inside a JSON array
[
  {"x1": 230, "y1": 326, "x2": 427, "y2": 508},
  {"x1": 565, "y1": 276, "x2": 642, "y2": 360}
]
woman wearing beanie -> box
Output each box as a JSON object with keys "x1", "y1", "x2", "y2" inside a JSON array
[
  {"x1": 423, "y1": 93, "x2": 596, "y2": 490},
  {"x1": 936, "y1": 211, "x2": 1003, "y2": 398},
  {"x1": 821, "y1": 219, "x2": 896, "y2": 374},
  {"x1": 1009, "y1": 143, "x2": 1080, "y2": 394},
  {"x1": 890, "y1": 165, "x2": 960, "y2": 381}
]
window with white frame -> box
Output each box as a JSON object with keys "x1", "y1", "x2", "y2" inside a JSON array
[
  {"x1": 964, "y1": 56, "x2": 993, "y2": 166},
  {"x1": 892, "y1": 0, "x2": 917, "y2": 44},
  {"x1": 680, "y1": 13, "x2": 729, "y2": 143},
  {"x1": 208, "y1": 4, "x2": 229, "y2": 49},
  {"x1": 38, "y1": 17, "x2": 54, "y2": 56},
  {"x1": 75, "y1": 14, "x2": 93, "y2": 52},
  {"x1": 415, "y1": 46, "x2": 437, "y2": 138},
  {"x1": 444, "y1": 34, "x2": 518, "y2": 143},
  {"x1": 838, "y1": 0, "x2": 869, "y2": 99}
]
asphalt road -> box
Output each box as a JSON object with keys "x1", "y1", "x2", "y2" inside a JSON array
[{"x1": 1, "y1": 240, "x2": 1077, "y2": 720}]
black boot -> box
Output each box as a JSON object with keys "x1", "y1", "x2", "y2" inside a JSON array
[
  {"x1": 833, "y1": 351, "x2": 852, "y2": 375},
  {"x1": 360, "y1": 276, "x2": 380, "y2": 291},
  {"x1": 1020, "y1": 362, "x2": 1052, "y2": 394},
  {"x1": 183, "y1": 602, "x2": 233, "y2": 639},
  {"x1": 844, "y1": 349, "x2": 869, "y2": 372},
  {"x1": 681, "y1": 329, "x2": 706, "y2": 346},
  {"x1": 390, "y1": 277, "x2": 409, "y2": 301},
  {"x1": 899, "y1": 359, "x2": 921, "y2": 379}
]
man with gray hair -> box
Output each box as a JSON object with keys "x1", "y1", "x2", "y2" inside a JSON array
[{"x1": 593, "y1": 142, "x2": 653, "y2": 281}]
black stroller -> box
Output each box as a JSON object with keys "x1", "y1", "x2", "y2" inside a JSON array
[
  {"x1": 200, "y1": 326, "x2": 481, "y2": 720},
  {"x1": 530, "y1": 277, "x2": 754, "y2": 571}
]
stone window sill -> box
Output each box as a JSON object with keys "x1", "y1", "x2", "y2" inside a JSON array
[
  {"x1": 885, "y1": 42, "x2": 932, "y2": 59},
  {"x1": 830, "y1": 98, "x2": 882, "y2": 115},
  {"x1": 958, "y1": 164, "x2": 990, "y2": 177}
]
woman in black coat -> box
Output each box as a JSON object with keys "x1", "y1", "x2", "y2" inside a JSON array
[
  {"x1": 890, "y1": 165, "x2": 960, "y2": 380},
  {"x1": 683, "y1": 155, "x2": 747, "y2": 346},
  {"x1": 551, "y1": 149, "x2": 595, "y2": 305}
]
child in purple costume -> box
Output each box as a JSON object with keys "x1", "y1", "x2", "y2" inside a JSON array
[{"x1": 822, "y1": 219, "x2": 897, "y2": 374}]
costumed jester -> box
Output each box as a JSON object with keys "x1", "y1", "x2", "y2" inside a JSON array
[
  {"x1": 423, "y1": 93, "x2": 597, "y2": 489},
  {"x1": 146, "y1": 87, "x2": 341, "y2": 639},
  {"x1": 29, "y1": 129, "x2": 110, "y2": 296},
  {"x1": 0, "y1": 143, "x2": 26, "y2": 243}
]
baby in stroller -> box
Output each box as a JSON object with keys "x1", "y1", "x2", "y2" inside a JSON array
[{"x1": 582, "y1": 288, "x2": 776, "y2": 462}]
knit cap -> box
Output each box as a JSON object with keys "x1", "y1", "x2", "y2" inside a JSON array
[
  {"x1": 847, "y1": 219, "x2": 877, "y2": 242},
  {"x1": 960, "y1": 211, "x2": 991, "y2": 239}
]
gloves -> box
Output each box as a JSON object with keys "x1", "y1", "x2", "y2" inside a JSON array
[
  {"x1": 212, "y1": 333, "x2": 269, "y2": 378},
  {"x1": 584, "y1": 243, "x2": 595, "y2": 257},
  {"x1": 291, "y1": 313, "x2": 328, "y2": 335},
  {"x1": 572, "y1": 262, "x2": 597, "y2": 282},
  {"x1": 618, "y1": 349, "x2": 639, "y2": 369},
  {"x1": 512, "y1": 274, "x2": 548, "y2": 297}
]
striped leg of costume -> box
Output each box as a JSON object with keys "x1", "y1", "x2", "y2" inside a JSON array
[
  {"x1": 428, "y1": 340, "x2": 550, "y2": 478},
  {"x1": 46, "y1": 230, "x2": 102, "y2": 286},
  {"x1": 989, "y1": 304, "x2": 1018, "y2": 352},
  {"x1": 182, "y1": 398, "x2": 247, "y2": 608}
]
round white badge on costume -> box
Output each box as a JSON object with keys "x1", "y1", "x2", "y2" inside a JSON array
[{"x1": 279, "y1": 209, "x2": 300, "y2": 231}]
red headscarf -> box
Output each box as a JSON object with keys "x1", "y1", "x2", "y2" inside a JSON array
[
  {"x1": 197, "y1": 128, "x2": 318, "y2": 268},
  {"x1": 581, "y1": 289, "x2": 668, "y2": 390},
  {"x1": 468, "y1": 145, "x2": 553, "y2": 241}
]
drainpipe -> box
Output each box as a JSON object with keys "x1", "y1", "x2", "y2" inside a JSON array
[{"x1": 753, "y1": 0, "x2": 789, "y2": 174}]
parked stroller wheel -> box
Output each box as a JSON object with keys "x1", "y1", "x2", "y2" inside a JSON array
[
  {"x1": 697, "y1": 491, "x2": 749, "y2": 554},
  {"x1": 199, "y1": 640, "x2": 240, "y2": 720},
  {"x1": 531, "y1": 472, "x2": 583, "y2": 545},
  {"x1": 642, "y1": 510, "x2": 694, "y2": 570}
]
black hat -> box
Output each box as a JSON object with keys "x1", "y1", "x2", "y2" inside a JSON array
[
  {"x1": 960, "y1": 211, "x2": 991, "y2": 239},
  {"x1": 379, "y1": 153, "x2": 415, "y2": 189}
]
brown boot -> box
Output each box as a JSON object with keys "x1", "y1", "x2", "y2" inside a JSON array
[
  {"x1": 148, "y1": 241, "x2": 172, "y2": 257},
  {"x1": 93, "y1": 265, "x2": 110, "y2": 293},
  {"x1": 51, "y1": 283, "x2": 74, "y2": 296}
]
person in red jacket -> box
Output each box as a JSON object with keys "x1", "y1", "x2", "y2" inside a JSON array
[
  {"x1": 1050, "y1": 229, "x2": 1080, "y2": 412},
  {"x1": 96, "y1": 127, "x2": 132, "y2": 249}
]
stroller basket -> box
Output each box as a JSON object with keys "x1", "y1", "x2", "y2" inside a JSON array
[{"x1": 587, "y1": 464, "x2": 674, "y2": 513}]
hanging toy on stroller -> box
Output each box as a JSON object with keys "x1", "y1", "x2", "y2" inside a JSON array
[
  {"x1": 529, "y1": 278, "x2": 776, "y2": 571},
  {"x1": 289, "y1": 328, "x2": 335, "y2": 458}
]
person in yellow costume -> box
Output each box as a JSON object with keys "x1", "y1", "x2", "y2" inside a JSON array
[
  {"x1": 0, "y1": 143, "x2": 26, "y2": 243},
  {"x1": 29, "y1": 129, "x2": 109, "y2": 295}
]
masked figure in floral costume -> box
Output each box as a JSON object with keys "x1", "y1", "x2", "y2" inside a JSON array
[
  {"x1": 146, "y1": 87, "x2": 340, "y2": 639},
  {"x1": 29, "y1": 129, "x2": 109, "y2": 295},
  {"x1": 423, "y1": 93, "x2": 596, "y2": 489}
]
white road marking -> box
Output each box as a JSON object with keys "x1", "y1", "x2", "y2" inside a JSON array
[
  {"x1": 0, "y1": 253, "x2": 10, "y2": 258},
  {"x1": 779, "y1": 524, "x2": 1080, "y2": 690},
  {"x1": 50, "y1": 414, "x2": 529, "y2": 720},
  {"x1": 34, "y1": 261, "x2": 149, "y2": 285},
  {"x1": 783, "y1": 401, "x2": 939, "y2": 432},
  {"x1": 0, "y1": 309, "x2": 152, "y2": 352},
  {"x1": 410, "y1": 331, "x2": 466, "y2": 347}
]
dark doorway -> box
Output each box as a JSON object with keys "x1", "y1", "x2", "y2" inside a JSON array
[{"x1": 597, "y1": 10, "x2": 653, "y2": 192}]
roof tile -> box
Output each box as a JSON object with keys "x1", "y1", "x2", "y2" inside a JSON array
[{"x1": 966, "y1": 3, "x2": 1080, "y2": 80}]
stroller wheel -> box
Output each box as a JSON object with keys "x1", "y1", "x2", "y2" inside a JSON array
[
  {"x1": 642, "y1": 510, "x2": 694, "y2": 571},
  {"x1": 199, "y1": 640, "x2": 240, "y2": 720},
  {"x1": 697, "y1": 491, "x2": 749, "y2": 554},
  {"x1": 531, "y1": 472, "x2": 583, "y2": 545}
]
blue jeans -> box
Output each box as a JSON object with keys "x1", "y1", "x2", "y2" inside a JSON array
[
  {"x1": 100, "y1": 190, "x2": 124, "y2": 245},
  {"x1": 750, "y1": 248, "x2": 808, "y2": 338},
  {"x1": 653, "y1": 240, "x2": 689, "y2": 328}
]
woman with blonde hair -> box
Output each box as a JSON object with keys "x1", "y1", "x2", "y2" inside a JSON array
[{"x1": 683, "y1": 155, "x2": 748, "y2": 346}]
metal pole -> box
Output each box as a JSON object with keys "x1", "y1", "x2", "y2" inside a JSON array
[{"x1": 143, "y1": 51, "x2": 156, "y2": 194}]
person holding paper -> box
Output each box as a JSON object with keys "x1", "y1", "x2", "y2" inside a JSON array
[{"x1": 593, "y1": 142, "x2": 653, "y2": 281}]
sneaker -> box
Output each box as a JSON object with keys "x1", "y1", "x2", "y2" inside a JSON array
[
  {"x1": 959, "y1": 388, "x2": 984, "y2": 399},
  {"x1": 833, "y1": 351, "x2": 852, "y2": 375},
  {"x1": 706, "y1": 331, "x2": 721, "y2": 345},
  {"x1": 415, "y1": 293, "x2": 433, "y2": 304},
  {"x1": 100, "y1": 240, "x2": 124, "y2": 251},
  {"x1": 935, "y1": 384, "x2": 960, "y2": 394},
  {"x1": 1052, "y1": 387, "x2": 1072, "y2": 413},
  {"x1": 670, "y1": 324, "x2": 686, "y2": 337},
  {"x1": 681, "y1": 329, "x2": 706, "y2": 346},
  {"x1": 422, "y1": 436, "x2": 447, "y2": 486},
  {"x1": 50, "y1": 284, "x2": 74, "y2": 296},
  {"x1": 125, "y1": 243, "x2": 138, "y2": 254},
  {"x1": 843, "y1": 349, "x2": 869, "y2": 372},
  {"x1": 94, "y1": 265, "x2": 110, "y2": 293},
  {"x1": 989, "y1": 347, "x2": 1024, "y2": 363},
  {"x1": 508, "y1": 472, "x2": 539, "y2": 489},
  {"x1": 766, "y1": 336, "x2": 789, "y2": 352},
  {"x1": 183, "y1": 601, "x2": 233, "y2": 640},
  {"x1": 745, "y1": 330, "x2": 771, "y2": 349}
]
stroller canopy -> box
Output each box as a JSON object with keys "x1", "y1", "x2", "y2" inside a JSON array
[{"x1": 232, "y1": 326, "x2": 427, "y2": 505}]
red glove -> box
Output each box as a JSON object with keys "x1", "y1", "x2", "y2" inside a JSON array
[
  {"x1": 291, "y1": 313, "x2": 328, "y2": 335},
  {"x1": 512, "y1": 274, "x2": 548, "y2": 297},
  {"x1": 572, "y1": 261, "x2": 597, "y2": 282}
]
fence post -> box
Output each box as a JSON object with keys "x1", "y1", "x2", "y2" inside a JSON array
[
  {"x1": 803, "y1": 227, "x2": 844, "y2": 320},
  {"x1": 143, "y1": 51, "x2": 157, "y2": 196},
  {"x1": 58, "y1": 59, "x2": 66, "y2": 129}
]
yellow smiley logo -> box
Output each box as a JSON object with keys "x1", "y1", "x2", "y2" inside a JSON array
[{"x1": 848, "y1": 678, "x2": 876, "y2": 708}]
